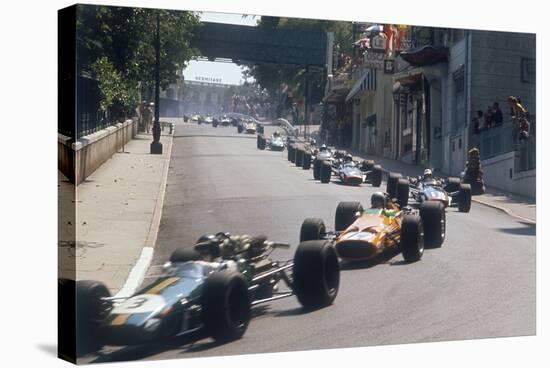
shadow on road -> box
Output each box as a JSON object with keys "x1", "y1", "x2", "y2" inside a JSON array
[
  {"x1": 340, "y1": 248, "x2": 401, "y2": 270},
  {"x1": 497, "y1": 221, "x2": 536, "y2": 237}
]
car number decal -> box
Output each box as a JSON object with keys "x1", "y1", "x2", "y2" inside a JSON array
[{"x1": 112, "y1": 294, "x2": 166, "y2": 314}]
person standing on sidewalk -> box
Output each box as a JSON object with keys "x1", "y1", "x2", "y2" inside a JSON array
[{"x1": 145, "y1": 102, "x2": 154, "y2": 133}]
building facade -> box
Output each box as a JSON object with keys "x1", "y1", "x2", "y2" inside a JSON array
[{"x1": 325, "y1": 25, "x2": 535, "y2": 197}]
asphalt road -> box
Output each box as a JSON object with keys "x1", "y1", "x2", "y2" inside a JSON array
[{"x1": 86, "y1": 120, "x2": 535, "y2": 363}]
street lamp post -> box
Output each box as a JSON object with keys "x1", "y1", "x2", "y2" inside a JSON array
[{"x1": 151, "y1": 11, "x2": 163, "y2": 154}]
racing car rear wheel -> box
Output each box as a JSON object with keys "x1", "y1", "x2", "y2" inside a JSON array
[
  {"x1": 396, "y1": 178, "x2": 410, "y2": 207},
  {"x1": 386, "y1": 172, "x2": 402, "y2": 199},
  {"x1": 313, "y1": 159, "x2": 322, "y2": 180},
  {"x1": 444, "y1": 177, "x2": 461, "y2": 193},
  {"x1": 289, "y1": 145, "x2": 296, "y2": 163},
  {"x1": 256, "y1": 134, "x2": 263, "y2": 149},
  {"x1": 400, "y1": 215, "x2": 424, "y2": 262},
  {"x1": 295, "y1": 148, "x2": 304, "y2": 167},
  {"x1": 293, "y1": 240, "x2": 340, "y2": 309},
  {"x1": 300, "y1": 218, "x2": 326, "y2": 242},
  {"x1": 202, "y1": 270, "x2": 251, "y2": 342},
  {"x1": 320, "y1": 161, "x2": 332, "y2": 183},
  {"x1": 238, "y1": 125, "x2": 244, "y2": 134},
  {"x1": 458, "y1": 183, "x2": 472, "y2": 213},
  {"x1": 335, "y1": 201, "x2": 364, "y2": 232},
  {"x1": 361, "y1": 159, "x2": 375, "y2": 172},
  {"x1": 419, "y1": 201, "x2": 446, "y2": 248},
  {"x1": 370, "y1": 165, "x2": 383, "y2": 187},
  {"x1": 302, "y1": 152, "x2": 312, "y2": 170},
  {"x1": 76, "y1": 280, "x2": 111, "y2": 356}
]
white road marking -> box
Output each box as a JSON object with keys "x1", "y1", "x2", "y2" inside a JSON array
[{"x1": 115, "y1": 246, "x2": 154, "y2": 298}]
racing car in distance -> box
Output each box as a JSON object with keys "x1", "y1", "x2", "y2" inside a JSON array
[
  {"x1": 69, "y1": 233, "x2": 339, "y2": 357},
  {"x1": 238, "y1": 120, "x2": 257, "y2": 134},
  {"x1": 385, "y1": 169, "x2": 472, "y2": 212},
  {"x1": 257, "y1": 131, "x2": 285, "y2": 151},
  {"x1": 299, "y1": 191, "x2": 446, "y2": 263},
  {"x1": 220, "y1": 114, "x2": 232, "y2": 126},
  {"x1": 313, "y1": 152, "x2": 383, "y2": 186},
  {"x1": 287, "y1": 138, "x2": 318, "y2": 170}
]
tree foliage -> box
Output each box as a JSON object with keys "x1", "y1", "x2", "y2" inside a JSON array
[
  {"x1": 244, "y1": 16, "x2": 353, "y2": 102},
  {"x1": 76, "y1": 5, "x2": 200, "y2": 119}
]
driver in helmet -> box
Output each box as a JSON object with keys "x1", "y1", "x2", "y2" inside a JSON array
[
  {"x1": 422, "y1": 168, "x2": 438, "y2": 185},
  {"x1": 370, "y1": 192, "x2": 398, "y2": 217},
  {"x1": 319, "y1": 144, "x2": 327, "y2": 152},
  {"x1": 423, "y1": 169, "x2": 433, "y2": 180},
  {"x1": 273, "y1": 130, "x2": 280, "y2": 137},
  {"x1": 343, "y1": 153, "x2": 354, "y2": 163}
]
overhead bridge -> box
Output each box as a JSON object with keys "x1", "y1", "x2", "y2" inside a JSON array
[{"x1": 190, "y1": 22, "x2": 328, "y2": 67}]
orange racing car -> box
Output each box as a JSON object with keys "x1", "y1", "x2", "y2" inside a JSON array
[{"x1": 299, "y1": 192, "x2": 446, "y2": 263}]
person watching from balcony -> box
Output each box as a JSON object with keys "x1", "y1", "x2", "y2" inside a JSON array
[
  {"x1": 493, "y1": 102, "x2": 503, "y2": 126},
  {"x1": 508, "y1": 96, "x2": 530, "y2": 141},
  {"x1": 472, "y1": 110, "x2": 483, "y2": 134}
]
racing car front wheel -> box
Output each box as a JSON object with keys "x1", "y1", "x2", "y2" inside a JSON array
[
  {"x1": 300, "y1": 218, "x2": 326, "y2": 242},
  {"x1": 419, "y1": 201, "x2": 446, "y2": 248},
  {"x1": 361, "y1": 160, "x2": 375, "y2": 172},
  {"x1": 370, "y1": 165, "x2": 383, "y2": 187},
  {"x1": 444, "y1": 177, "x2": 461, "y2": 193},
  {"x1": 202, "y1": 270, "x2": 251, "y2": 342},
  {"x1": 258, "y1": 135, "x2": 266, "y2": 150},
  {"x1": 293, "y1": 240, "x2": 340, "y2": 309},
  {"x1": 400, "y1": 215, "x2": 425, "y2": 262},
  {"x1": 457, "y1": 183, "x2": 472, "y2": 212},
  {"x1": 75, "y1": 280, "x2": 111, "y2": 356},
  {"x1": 386, "y1": 172, "x2": 402, "y2": 199},
  {"x1": 396, "y1": 178, "x2": 410, "y2": 207},
  {"x1": 335, "y1": 201, "x2": 364, "y2": 232},
  {"x1": 289, "y1": 145, "x2": 296, "y2": 163},
  {"x1": 320, "y1": 161, "x2": 332, "y2": 183}
]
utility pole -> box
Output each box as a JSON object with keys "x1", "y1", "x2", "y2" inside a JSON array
[
  {"x1": 304, "y1": 64, "x2": 309, "y2": 140},
  {"x1": 150, "y1": 11, "x2": 163, "y2": 154}
]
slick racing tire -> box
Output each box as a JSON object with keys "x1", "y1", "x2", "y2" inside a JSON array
[
  {"x1": 302, "y1": 152, "x2": 312, "y2": 170},
  {"x1": 313, "y1": 159, "x2": 322, "y2": 180},
  {"x1": 320, "y1": 161, "x2": 332, "y2": 183},
  {"x1": 293, "y1": 240, "x2": 340, "y2": 309},
  {"x1": 386, "y1": 172, "x2": 402, "y2": 199},
  {"x1": 419, "y1": 201, "x2": 446, "y2": 248},
  {"x1": 238, "y1": 125, "x2": 243, "y2": 134},
  {"x1": 444, "y1": 177, "x2": 461, "y2": 193},
  {"x1": 400, "y1": 215, "x2": 425, "y2": 262},
  {"x1": 457, "y1": 183, "x2": 472, "y2": 213},
  {"x1": 75, "y1": 280, "x2": 111, "y2": 357},
  {"x1": 295, "y1": 148, "x2": 304, "y2": 167},
  {"x1": 361, "y1": 159, "x2": 375, "y2": 172},
  {"x1": 289, "y1": 145, "x2": 296, "y2": 163},
  {"x1": 396, "y1": 178, "x2": 410, "y2": 208},
  {"x1": 170, "y1": 247, "x2": 203, "y2": 263},
  {"x1": 257, "y1": 124, "x2": 264, "y2": 134},
  {"x1": 213, "y1": 122, "x2": 218, "y2": 128},
  {"x1": 335, "y1": 201, "x2": 363, "y2": 232},
  {"x1": 370, "y1": 165, "x2": 383, "y2": 187},
  {"x1": 202, "y1": 270, "x2": 251, "y2": 342},
  {"x1": 258, "y1": 135, "x2": 266, "y2": 150},
  {"x1": 300, "y1": 218, "x2": 326, "y2": 242},
  {"x1": 256, "y1": 134, "x2": 262, "y2": 149}
]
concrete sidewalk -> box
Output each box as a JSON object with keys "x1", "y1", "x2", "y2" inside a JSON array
[
  {"x1": 58, "y1": 130, "x2": 173, "y2": 295},
  {"x1": 344, "y1": 149, "x2": 536, "y2": 223}
]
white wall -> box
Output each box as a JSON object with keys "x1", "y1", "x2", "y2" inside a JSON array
[{"x1": 481, "y1": 151, "x2": 536, "y2": 198}]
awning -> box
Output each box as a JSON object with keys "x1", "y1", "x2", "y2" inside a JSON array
[
  {"x1": 399, "y1": 45, "x2": 448, "y2": 66},
  {"x1": 345, "y1": 69, "x2": 377, "y2": 102}
]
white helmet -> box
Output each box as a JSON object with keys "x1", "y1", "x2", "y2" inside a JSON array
[{"x1": 423, "y1": 169, "x2": 433, "y2": 179}]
